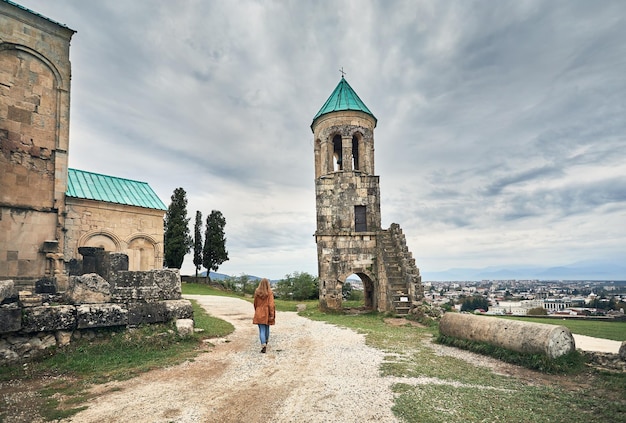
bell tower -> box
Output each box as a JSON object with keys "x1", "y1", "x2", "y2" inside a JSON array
[{"x1": 311, "y1": 76, "x2": 423, "y2": 313}]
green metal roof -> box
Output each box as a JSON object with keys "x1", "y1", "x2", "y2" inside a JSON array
[
  {"x1": 312, "y1": 76, "x2": 376, "y2": 127},
  {"x1": 66, "y1": 168, "x2": 167, "y2": 211},
  {"x1": 3, "y1": 0, "x2": 75, "y2": 32}
]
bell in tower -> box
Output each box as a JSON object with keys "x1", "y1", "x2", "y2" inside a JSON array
[{"x1": 311, "y1": 75, "x2": 423, "y2": 313}]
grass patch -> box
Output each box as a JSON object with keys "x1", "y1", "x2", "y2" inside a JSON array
[
  {"x1": 181, "y1": 282, "x2": 243, "y2": 297},
  {"x1": 495, "y1": 316, "x2": 626, "y2": 341},
  {"x1": 181, "y1": 282, "x2": 318, "y2": 312},
  {"x1": 391, "y1": 383, "x2": 604, "y2": 423},
  {"x1": 436, "y1": 333, "x2": 587, "y2": 374}
]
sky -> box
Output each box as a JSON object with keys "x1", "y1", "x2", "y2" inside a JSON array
[{"x1": 14, "y1": 0, "x2": 626, "y2": 280}]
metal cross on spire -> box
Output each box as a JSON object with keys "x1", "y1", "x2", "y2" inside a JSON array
[{"x1": 339, "y1": 67, "x2": 346, "y2": 78}]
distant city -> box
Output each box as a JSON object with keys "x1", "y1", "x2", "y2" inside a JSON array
[
  {"x1": 347, "y1": 278, "x2": 625, "y2": 316},
  {"x1": 422, "y1": 279, "x2": 625, "y2": 316}
]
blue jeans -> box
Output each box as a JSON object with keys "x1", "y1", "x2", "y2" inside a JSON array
[{"x1": 258, "y1": 324, "x2": 270, "y2": 345}]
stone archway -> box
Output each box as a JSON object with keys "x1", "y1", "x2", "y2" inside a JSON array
[
  {"x1": 337, "y1": 271, "x2": 377, "y2": 311},
  {"x1": 80, "y1": 231, "x2": 121, "y2": 253},
  {"x1": 126, "y1": 235, "x2": 158, "y2": 271}
]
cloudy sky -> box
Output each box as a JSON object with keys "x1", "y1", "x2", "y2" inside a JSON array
[{"x1": 16, "y1": 0, "x2": 626, "y2": 280}]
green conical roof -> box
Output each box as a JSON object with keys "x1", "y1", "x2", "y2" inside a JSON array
[{"x1": 312, "y1": 77, "x2": 376, "y2": 127}]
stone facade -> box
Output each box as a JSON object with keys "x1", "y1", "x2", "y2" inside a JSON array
[
  {"x1": 0, "y1": 2, "x2": 74, "y2": 285},
  {"x1": 1, "y1": 2, "x2": 165, "y2": 290},
  {"x1": 64, "y1": 197, "x2": 164, "y2": 273},
  {"x1": 312, "y1": 101, "x2": 422, "y2": 313}
]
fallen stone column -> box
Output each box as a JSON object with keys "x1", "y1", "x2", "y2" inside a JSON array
[{"x1": 439, "y1": 313, "x2": 575, "y2": 358}]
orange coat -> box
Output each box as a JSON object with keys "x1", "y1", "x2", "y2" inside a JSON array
[{"x1": 253, "y1": 291, "x2": 276, "y2": 325}]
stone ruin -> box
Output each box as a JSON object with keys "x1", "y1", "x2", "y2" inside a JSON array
[
  {"x1": 439, "y1": 312, "x2": 626, "y2": 372},
  {"x1": 0, "y1": 247, "x2": 193, "y2": 365}
]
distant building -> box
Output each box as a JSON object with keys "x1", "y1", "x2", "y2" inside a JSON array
[{"x1": 543, "y1": 298, "x2": 574, "y2": 312}]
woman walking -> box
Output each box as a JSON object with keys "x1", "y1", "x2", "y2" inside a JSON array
[{"x1": 253, "y1": 278, "x2": 275, "y2": 353}]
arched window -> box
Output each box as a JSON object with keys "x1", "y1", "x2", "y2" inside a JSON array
[
  {"x1": 352, "y1": 134, "x2": 360, "y2": 170},
  {"x1": 333, "y1": 134, "x2": 342, "y2": 171}
]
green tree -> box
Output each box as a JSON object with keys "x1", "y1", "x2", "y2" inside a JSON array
[
  {"x1": 193, "y1": 211, "x2": 203, "y2": 279},
  {"x1": 527, "y1": 307, "x2": 548, "y2": 316},
  {"x1": 163, "y1": 187, "x2": 192, "y2": 269},
  {"x1": 202, "y1": 210, "x2": 229, "y2": 280},
  {"x1": 460, "y1": 295, "x2": 489, "y2": 312},
  {"x1": 238, "y1": 274, "x2": 255, "y2": 296},
  {"x1": 342, "y1": 282, "x2": 353, "y2": 300},
  {"x1": 275, "y1": 272, "x2": 318, "y2": 301}
]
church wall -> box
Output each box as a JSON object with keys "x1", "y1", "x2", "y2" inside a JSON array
[
  {"x1": 0, "y1": 2, "x2": 74, "y2": 283},
  {"x1": 0, "y1": 208, "x2": 57, "y2": 279},
  {"x1": 64, "y1": 198, "x2": 165, "y2": 272}
]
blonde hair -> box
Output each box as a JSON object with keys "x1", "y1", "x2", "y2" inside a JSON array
[{"x1": 255, "y1": 278, "x2": 271, "y2": 297}]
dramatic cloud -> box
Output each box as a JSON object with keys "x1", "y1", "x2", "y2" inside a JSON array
[{"x1": 17, "y1": 0, "x2": 626, "y2": 279}]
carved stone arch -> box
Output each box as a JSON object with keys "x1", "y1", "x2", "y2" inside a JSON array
[
  {"x1": 0, "y1": 43, "x2": 65, "y2": 152},
  {"x1": 0, "y1": 43, "x2": 65, "y2": 88},
  {"x1": 336, "y1": 270, "x2": 377, "y2": 310},
  {"x1": 78, "y1": 231, "x2": 123, "y2": 253},
  {"x1": 125, "y1": 233, "x2": 159, "y2": 271}
]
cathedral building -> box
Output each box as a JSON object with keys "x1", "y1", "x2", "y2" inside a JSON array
[{"x1": 1, "y1": 0, "x2": 166, "y2": 290}]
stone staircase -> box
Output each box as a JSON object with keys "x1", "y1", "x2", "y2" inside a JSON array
[{"x1": 379, "y1": 224, "x2": 423, "y2": 315}]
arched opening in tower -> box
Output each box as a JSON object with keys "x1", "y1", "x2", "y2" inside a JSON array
[
  {"x1": 343, "y1": 273, "x2": 374, "y2": 310},
  {"x1": 352, "y1": 134, "x2": 359, "y2": 171},
  {"x1": 332, "y1": 134, "x2": 342, "y2": 171}
]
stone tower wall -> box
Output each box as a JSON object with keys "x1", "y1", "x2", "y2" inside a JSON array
[
  {"x1": 313, "y1": 109, "x2": 388, "y2": 310},
  {"x1": 313, "y1": 110, "x2": 376, "y2": 178},
  {"x1": 315, "y1": 172, "x2": 381, "y2": 233},
  {"x1": 312, "y1": 85, "x2": 423, "y2": 313},
  {"x1": 0, "y1": 2, "x2": 74, "y2": 284}
]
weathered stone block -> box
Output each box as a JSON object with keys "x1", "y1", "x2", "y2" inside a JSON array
[
  {"x1": 35, "y1": 277, "x2": 57, "y2": 294},
  {"x1": 0, "y1": 305, "x2": 22, "y2": 333},
  {"x1": 175, "y1": 319, "x2": 194, "y2": 338},
  {"x1": 76, "y1": 303, "x2": 128, "y2": 329},
  {"x1": 110, "y1": 269, "x2": 181, "y2": 303},
  {"x1": 0, "y1": 338, "x2": 20, "y2": 364},
  {"x1": 21, "y1": 305, "x2": 76, "y2": 333},
  {"x1": 127, "y1": 302, "x2": 168, "y2": 326},
  {"x1": 55, "y1": 330, "x2": 72, "y2": 346},
  {"x1": 0, "y1": 280, "x2": 18, "y2": 304},
  {"x1": 65, "y1": 273, "x2": 111, "y2": 304},
  {"x1": 164, "y1": 299, "x2": 194, "y2": 320}
]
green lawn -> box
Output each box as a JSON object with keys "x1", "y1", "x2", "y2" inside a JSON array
[
  {"x1": 181, "y1": 282, "x2": 319, "y2": 312},
  {"x1": 496, "y1": 316, "x2": 626, "y2": 341}
]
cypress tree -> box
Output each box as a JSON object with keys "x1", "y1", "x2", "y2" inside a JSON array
[
  {"x1": 193, "y1": 210, "x2": 203, "y2": 279},
  {"x1": 202, "y1": 210, "x2": 229, "y2": 280},
  {"x1": 163, "y1": 187, "x2": 192, "y2": 269}
]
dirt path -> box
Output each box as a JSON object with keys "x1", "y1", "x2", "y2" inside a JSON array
[{"x1": 62, "y1": 295, "x2": 398, "y2": 423}]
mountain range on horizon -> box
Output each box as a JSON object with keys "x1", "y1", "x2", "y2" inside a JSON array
[
  {"x1": 194, "y1": 260, "x2": 626, "y2": 283},
  {"x1": 421, "y1": 260, "x2": 626, "y2": 281}
]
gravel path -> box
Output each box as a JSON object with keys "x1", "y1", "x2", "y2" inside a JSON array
[{"x1": 62, "y1": 295, "x2": 399, "y2": 423}]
